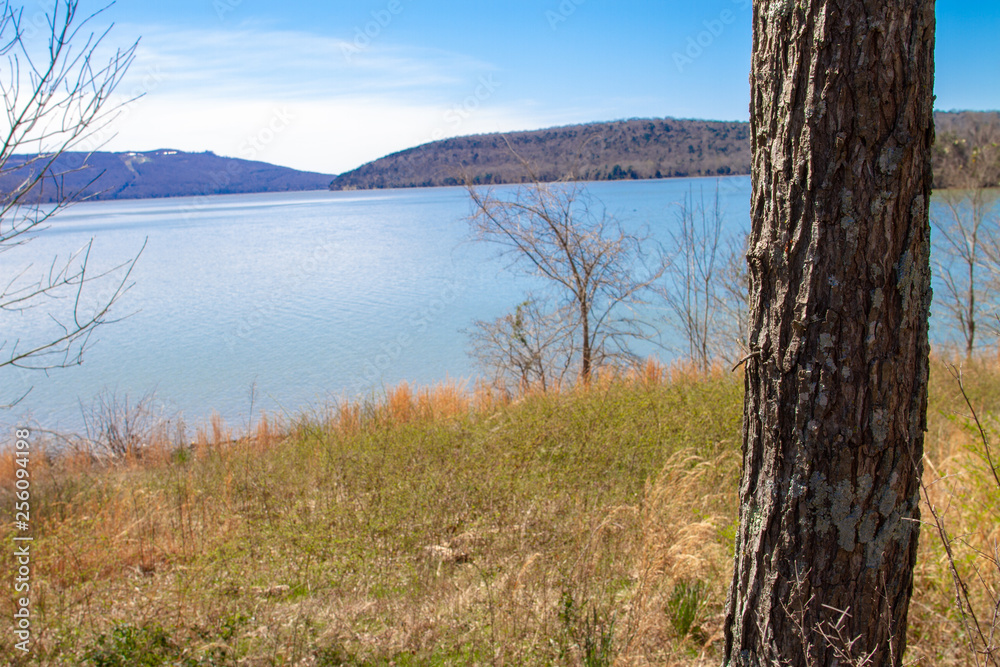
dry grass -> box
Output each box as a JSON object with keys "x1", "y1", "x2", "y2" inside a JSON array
[
  {"x1": 908, "y1": 358, "x2": 1000, "y2": 666},
  {"x1": 0, "y1": 357, "x2": 997, "y2": 665},
  {"x1": 618, "y1": 449, "x2": 739, "y2": 666}
]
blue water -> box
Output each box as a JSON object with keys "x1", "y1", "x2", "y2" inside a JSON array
[{"x1": 2, "y1": 177, "x2": 754, "y2": 432}]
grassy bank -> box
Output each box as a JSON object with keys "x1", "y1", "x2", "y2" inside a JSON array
[{"x1": 0, "y1": 359, "x2": 997, "y2": 665}]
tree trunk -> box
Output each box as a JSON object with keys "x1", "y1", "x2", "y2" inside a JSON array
[{"x1": 724, "y1": 2, "x2": 935, "y2": 666}]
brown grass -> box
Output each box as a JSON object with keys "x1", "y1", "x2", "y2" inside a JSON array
[{"x1": 0, "y1": 357, "x2": 997, "y2": 665}]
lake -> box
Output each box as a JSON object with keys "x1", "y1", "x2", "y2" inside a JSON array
[{"x1": 0, "y1": 176, "x2": 748, "y2": 433}]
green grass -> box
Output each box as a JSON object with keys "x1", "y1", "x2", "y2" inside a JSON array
[{"x1": 0, "y1": 360, "x2": 997, "y2": 665}]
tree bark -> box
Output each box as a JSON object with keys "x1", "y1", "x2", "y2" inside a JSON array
[{"x1": 723, "y1": 2, "x2": 935, "y2": 665}]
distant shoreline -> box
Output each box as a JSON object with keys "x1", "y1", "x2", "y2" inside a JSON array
[
  {"x1": 4, "y1": 111, "x2": 995, "y2": 203},
  {"x1": 329, "y1": 111, "x2": 999, "y2": 193},
  {"x1": 1, "y1": 149, "x2": 334, "y2": 204}
]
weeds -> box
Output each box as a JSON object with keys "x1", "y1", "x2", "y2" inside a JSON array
[
  {"x1": 558, "y1": 592, "x2": 617, "y2": 667},
  {"x1": 916, "y1": 365, "x2": 1000, "y2": 666},
  {"x1": 85, "y1": 624, "x2": 182, "y2": 667},
  {"x1": 667, "y1": 580, "x2": 707, "y2": 641},
  {"x1": 1, "y1": 359, "x2": 998, "y2": 664}
]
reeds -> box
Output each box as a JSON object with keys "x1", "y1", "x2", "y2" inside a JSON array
[{"x1": 0, "y1": 358, "x2": 996, "y2": 664}]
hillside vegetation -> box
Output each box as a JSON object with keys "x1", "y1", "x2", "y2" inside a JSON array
[
  {"x1": 0, "y1": 150, "x2": 333, "y2": 203},
  {"x1": 0, "y1": 359, "x2": 997, "y2": 665},
  {"x1": 3, "y1": 112, "x2": 994, "y2": 203},
  {"x1": 330, "y1": 111, "x2": 1000, "y2": 191},
  {"x1": 329, "y1": 118, "x2": 751, "y2": 190},
  {"x1": 933, "y1": 110, "x2": 1000, "y2": 188}
]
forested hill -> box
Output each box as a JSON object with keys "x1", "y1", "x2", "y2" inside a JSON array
[
  {"x1": 328, "y1": 118, "x2": 751, "y2": 190},
  {"x1": 329, "y1": 111, "x2": 1000, "y2": 191},
  {"x1": 932, "y1": 110, "x2": 1000, "y2": 188},
  {"x1": 4, "y1": 112, "x2": 993, "y2": 201},
  {"x1": 1, "y1": 150, "x2": 334, "y2": 203}
]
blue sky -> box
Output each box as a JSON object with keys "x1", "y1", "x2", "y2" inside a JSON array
[{"x1": 23, "y1": 0, "x2": 1000, "y2": 174}]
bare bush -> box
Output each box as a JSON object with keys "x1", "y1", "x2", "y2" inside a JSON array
[
  {"x1": 660, "y1": 183, "x2": 748, "y2": 370},
  {"x1": 467, "y1": 178, "x2": 666, "y2": 385},
  {"x1": 80, "y1": 389, "x2": 161, "y2": 462},
  {"x1": 467, "y1": 296, "x2": 576, "y2": 394},
  {"x1": 0, "y1": 0, "x2": 143, "y2": 404}
]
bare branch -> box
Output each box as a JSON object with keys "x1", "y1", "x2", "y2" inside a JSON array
[
  {"x1": 932, "y1": 125, "x2": 1000, "y2": 356},
  {"x1": 0, "y1": 0, "x2": 141, "y2": 403},
  {"x1": 659, "y1": 181, "x2": 748, "y2": 370},
  {"x1": 466, "y1": 172, "x2": 666, "y2": 385}
]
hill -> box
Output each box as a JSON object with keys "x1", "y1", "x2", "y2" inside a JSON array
[
  {"x1": 932, "y1": 110, "x2": 1000, "y2": 188},
  {"x1": 329, "y1": 111, "x2": 1000, "y2": 191},
  {"x1": 0, "y1": 149, "x2": 334, "y2": 203},
  {"x1": 3, "y1": 112, "x2": 994, "y2": 201},
  {"x1": 328, "y1": 118, "x2": 751, "y2": 190}
]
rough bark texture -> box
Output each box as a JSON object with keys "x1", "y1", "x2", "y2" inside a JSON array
[{"x1": 723, "y1": 1, "x2": 935, "y2": 666}]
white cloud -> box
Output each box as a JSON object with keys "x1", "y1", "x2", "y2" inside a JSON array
[
  {"x1": 88, "y1": 24, "x2": 555, "y2": 173},
  {"x1": 101, "y1": 94, "x2": 555, "y2": 175},
  {"x1": 125, "y1": 26, "x2": 482, "y2": 98}
]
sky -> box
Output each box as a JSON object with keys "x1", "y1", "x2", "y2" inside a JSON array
[{"x1": 11, "y1": 0, "x2": 1000, "y2": 175}]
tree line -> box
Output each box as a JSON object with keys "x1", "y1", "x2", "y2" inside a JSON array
[
  {"x1": 467, "y1": 115, "x2": 1000, "y2": 394},
  {"x1": 4, "y1": 1, "x2": 997, "y2": 664},
  {"x1": 930, "y1": 115, "x2": 1000, "y2": 357}
]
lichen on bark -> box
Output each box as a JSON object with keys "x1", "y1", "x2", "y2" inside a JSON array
[{"x1": 723, "y1": 1, "x2": 935, "y2": 665}]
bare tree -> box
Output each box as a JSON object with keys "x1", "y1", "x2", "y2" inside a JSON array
[
  {"x1": 0, "y1": 0, "x2": 141, "y2": 403},
  {"x1": 933, "y1": 188, "x2": 1000, "y2": 358},
  {"x1": 724, "y1": 1, "x2": 935, "y2": 665},
  {"x1": 467, "y1": 179, "x2": 666, "y2": 384},
  {"x1": 717, "y1": 232, "x2": 750, "y2": 363},
  {"x1": 660, "y1": 182, "x2": 748, "y2": 370},
  {"x1": 931, "y1": 118, "x2": 1000, "y2": 357},
  {"x1": 467, "y1": 296, "x2": 576, "y2": 394}
]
